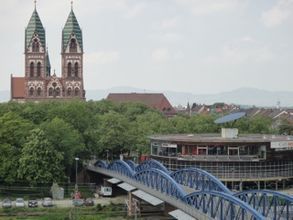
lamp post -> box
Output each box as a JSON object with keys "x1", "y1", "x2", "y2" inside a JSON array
[
  {"x1": 106, "y1": 150, "x2": 109, "y2": 162},
  {"x1": 75, "y1": 157, "x2": 79, "y2": 191}
]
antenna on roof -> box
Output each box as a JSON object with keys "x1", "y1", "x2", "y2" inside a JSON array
[
  {"x1": 71, "y1": 0, "x2": 73, "y2": 10},
  {"x1": 34, "y1": 0, "x2": 37, "y2": 10}
]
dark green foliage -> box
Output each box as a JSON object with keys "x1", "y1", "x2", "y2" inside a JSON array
[
  {"x1": 0, "y1": 100, "x2": 278, "y2": 184},
  {"x1": 18, "y1": 129, "x2": 65, "y2": 184}
]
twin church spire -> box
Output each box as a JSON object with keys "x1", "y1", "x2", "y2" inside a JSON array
[{"x1": 17, "y1": 1, "x2": 85, "y2": 100}]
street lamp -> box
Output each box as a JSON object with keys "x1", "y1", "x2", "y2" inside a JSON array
[
  {"x1": 106, "y1": 150, "x2": 109, "y2": 162},
  {"x1": 75, "y1": 157, "x2": 79, "y2": 191}
]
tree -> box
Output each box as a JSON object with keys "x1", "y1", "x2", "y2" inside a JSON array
[
  {"x1": 96, "y1": 111, "x2": 132, "y2": 156},
  {"x1": 40, "y1": 117, "x2": 85, "y2": 176},
  {"x1": 18, "y1": 129, "x2": 65, "y2": 185},
  {"x1": 188, "y1": 115, "x2": 219, "y2": 133},
  {"x1": 170, "y1": 115, "x2": 190, "y2": 133},
  {"x1": 248, "y1": 116, "x2": 273, "y2": 134},
  {"x1": 0, "y1": 112, "x2": 34, "y2": 183}
]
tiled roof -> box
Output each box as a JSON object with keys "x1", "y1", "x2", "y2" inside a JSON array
[
  {"x1": 11, "y1": 77, "x2": 25, "y2": 99},
  {"x1": 25, "y1": 9, "x2": 46, "y2": 49},
  {"x1": 62, "y1": 9, "x2": 83, "y2": 51},
  {"x1": 107, "y1": 93, "x2": 176, "y2": 114}
]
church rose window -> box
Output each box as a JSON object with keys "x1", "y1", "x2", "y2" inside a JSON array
[
  {"x1": 69, "y1": 39, "x2": 77, "y2": 52},
  {"x1": 29, "y1": 87, "x2": 34, "y2": 96},
  {"x1": 37, "y1": 87, "x2": 42, "y2": 96},
  {"x1": 49, "y1": 88, "x2": 53, "y2": 96},
  {"x1": 37, "y1": 62, "x2": 41, "y2": 77},
  {"x1": 30, "y1": 62, "x2": 34, "y2": 77},
  {"x1": 74, "y1": 62, "x2": 78, "y2": 77},
  {"x1": 68, "y1": 63, "x2": 72, "y2": 77},
  {"x1": 74, "y1": 88, "x2": 79, "y2": 96}
]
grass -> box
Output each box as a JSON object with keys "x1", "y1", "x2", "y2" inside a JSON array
[{"x1": 0, "y1": 204, "x2": 127, "y2": 220}]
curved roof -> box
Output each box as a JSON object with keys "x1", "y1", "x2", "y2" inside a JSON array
[
  {"x1": 25, "y1": 9, "x2": 46, "y2": 49},
  {"x1": 62, "y1": 9, "x2": 83, "y2": 51}
]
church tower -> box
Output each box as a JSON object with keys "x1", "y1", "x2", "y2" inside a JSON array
[
  {"x1": 10, "y1": 2, "x2": 86, "y2": 101},
  {"x1": 61, "y1": 4, "x2": 85, "y2": 99},
  {"x1": 24, "y1": 4, "x2": 50, "y2": 98}
]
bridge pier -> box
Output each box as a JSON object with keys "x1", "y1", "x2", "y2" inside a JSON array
[{"x1": 127, "y1": 192, "x2": 141, "y2": 217}]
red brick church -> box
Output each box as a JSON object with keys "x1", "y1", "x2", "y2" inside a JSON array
[{"x1": 11, "y1": 3, "x2": 85, "y2": 101}]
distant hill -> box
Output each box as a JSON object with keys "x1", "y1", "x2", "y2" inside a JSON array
[
  {"x1": 1, "y1": 87, "x2": 293, "y2": 107},
  {"x1": 87, "y1": 87, "x2": 293, "y2": 107}
]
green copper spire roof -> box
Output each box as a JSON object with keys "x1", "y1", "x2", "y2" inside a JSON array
[
  {"x1": 62, "y1": 9, "x2": 83, "y2": 51},
  {"x1": 25, "y1": 8, "x2": 46, "y2": 49}
]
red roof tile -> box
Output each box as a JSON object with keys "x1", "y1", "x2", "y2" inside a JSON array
[
  {"x1": 11, "y1": 76, "x2": 25, "y2": 99},
  {"x1": 107, "y1": 93, "x2": 176, "y2": 115}
]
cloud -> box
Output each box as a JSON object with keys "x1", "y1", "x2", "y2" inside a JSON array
[
  {"x1": 149, "y1": 32, "x2": 184, "y2": 43},
  {"x1": 205, "y1": 37, "x2": 273, "y2": 64},
  {"x1": 125, "y1": 2, "x2": 146, "y2": 18},
  {"x1": 152, "y1": 48, "x2": 170, "y2": 63},
  {"x1": 85, "y1": 51, "x2": 120, "y2": 65},
  {"x1": 175, "y1": 0, "x2": 245, "y2": 16},
  {"x1": 151, "y1": 48, "x2": 184, "y2": 63},
  {"x1": 160, "y1": 17, "x2": 180, "y2": 29},
  {"x1": 77, "y1": 0, "x2": 146, "y2": 19},
  {"x1": 261, "y1": 0, "x2": 293, "y2": 27}
]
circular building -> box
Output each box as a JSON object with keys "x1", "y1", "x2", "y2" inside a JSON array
[{"x1": 150, "y1": 128, "x2": 293, "y2": 190}]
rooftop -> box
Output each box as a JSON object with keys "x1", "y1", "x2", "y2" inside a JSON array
[{"x1": 150, "y1": 133, "x2": 293, "y2": 143}]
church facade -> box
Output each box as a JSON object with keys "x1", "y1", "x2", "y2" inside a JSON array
[{"x1": 11, "y1": 5, "x2": 85, "y2": 101}]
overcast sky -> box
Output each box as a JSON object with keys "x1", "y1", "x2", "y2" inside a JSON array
[{"x1": 1, "y1": 0, "x2": 293, "y2": 94}]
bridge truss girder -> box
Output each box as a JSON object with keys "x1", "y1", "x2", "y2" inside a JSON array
[{"x1": 235, "y1": 190, "x2": 293, "y2": 220}]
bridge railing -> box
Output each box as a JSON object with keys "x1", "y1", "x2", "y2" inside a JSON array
[{"x1": 87, "y1": 160, "x2": 269, "y2": 220}]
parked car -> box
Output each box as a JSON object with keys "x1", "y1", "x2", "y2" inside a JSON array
[
  {"x1": 2, "y1": 198, "x2": 12, "y2": 208},
  {"x1": 42, "y1": 197, "x2": 53, "y2": 207},
  {"x1": 84, "y1": 198, "x2": 94, "y2": 206},
  {"x1": 72, "y1": 199, "x2": 84, "y2": 207},
  {"x1": 15, "y1": 198, "x2": 25, "y2": 208},
  {"x1": 28, "y1": 199, "x2": 38, "y2": 208}
]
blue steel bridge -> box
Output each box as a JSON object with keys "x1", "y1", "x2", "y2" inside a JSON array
[{"x1": 86, "y1": 159, "x2": 293, "y2": 220}]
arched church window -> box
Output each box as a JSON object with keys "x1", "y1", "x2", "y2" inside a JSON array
[
  {"x1": 56, "y1": 87, "x2": 61, "y2": 96},
  {"x1": 69, "y1": 39, "x2": 77, "y2": 52},
  {"x1": 74, "y1": 62, "x2": 78, "y2": 77},
  {"x1": 49, "y1": 88, "x2": 53, "y2": 96},
  {"x1": 32, "y1": 39, "x2": 40, "y2": 52},
  {"x1": 29, "y1": 87, "x2": 34, "y2": 96},
  {"x1": 37, "y1": 87, "x2": 42, "y2": 96},
  {"x1": 74, "y1": 88, "x2": 80, "y2": 96},
  {"x1": 67, "y1": 62, "x2": 72, "y2": 77},
  {"x1": 67, "y1": 88, "x2": 72, "y2": 96},
  {"x1": 37, "y1": 62, "x2": 41, "y2": 77},
  {"x1": 30, "y1": 62, "x2": 34, "y2": 77}
]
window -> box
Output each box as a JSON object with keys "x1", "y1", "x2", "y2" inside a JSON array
[
  {"x1": 30, "y1": 62, "x2": 34, "y2": 77},
  {"x1": 48, "y1": 88, "x2": 53, "y2": 96},
  {"x1": 32, "y1": 39, "x2": 40, "y2": 52},
  {"x1": 74, "y1": 62, "x2": 78, "y2": 77},
  {"x1": 37, "y1": 87, "x2": 42, "y2": 96},
  {"x1": 69, "y1": 39, "x2": 77, "y2": 52},
  {"x1": 29, "y1": 87, "x2": 34, "y2": 96},
  {"x1": 56, "y1": 87, "x2": 61, "y2": 96},
  {"x1": 74, "y1": 88, "x2": 79, "y2": 96},
  {"x1": 67, "y1": 88, "x2": 72, "y2": 96},
  {"x1": 67, "y1": 63, "x2": 72, "y2": 77},
  {"x1": 37, "y1": 62, "x2": 41, "y2": 77}
]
